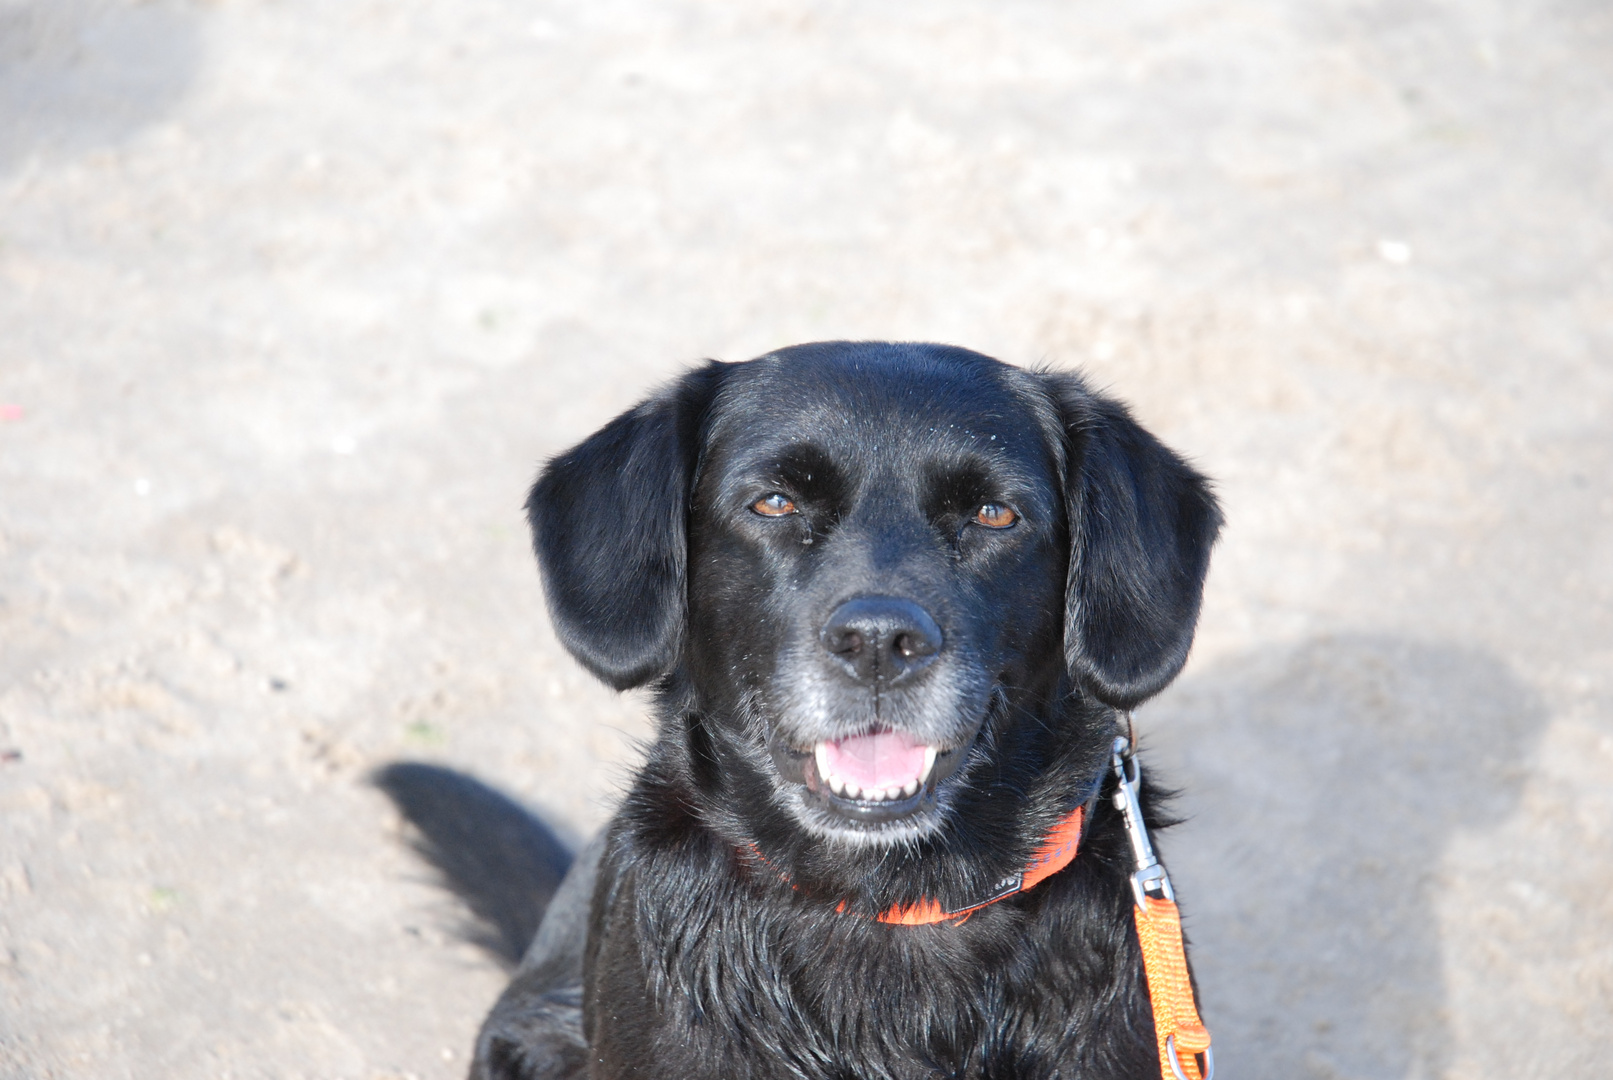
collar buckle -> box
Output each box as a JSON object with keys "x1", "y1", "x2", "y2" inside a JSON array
[{"x1": 977, "y1": 872, "x2": 1025, "y2": 908}]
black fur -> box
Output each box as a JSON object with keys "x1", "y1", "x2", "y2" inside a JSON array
[{"x1": 452, "y1": 342, "x2": 1218, "y2": 1079}]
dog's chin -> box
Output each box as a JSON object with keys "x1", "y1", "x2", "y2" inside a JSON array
[{"x1": 766, "y1": 727, "x2": 979, "y2": 848}]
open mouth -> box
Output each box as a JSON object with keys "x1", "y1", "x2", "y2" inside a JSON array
[
  {"x1": 813, "y1": 729, "x2": 938, "y2": 802},
  {"x1": 768, "y1": 725, "x2": 972, "y2": 827}
]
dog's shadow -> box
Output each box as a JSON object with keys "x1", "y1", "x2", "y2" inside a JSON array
[
  {"x1": 1146, "y1": 634, "x2": 1546, "y2": 1080},
  {"x1": 374, "y1": 762, "x2": 576, "y2": 972}
]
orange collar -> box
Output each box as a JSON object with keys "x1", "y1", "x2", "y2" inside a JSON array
[
  {"x1": 750, "y1": 803, "x2": 1087, "y2": 926},
  {"x1": 862, "y1": 804, "x2": 1087, "y2": 925}
]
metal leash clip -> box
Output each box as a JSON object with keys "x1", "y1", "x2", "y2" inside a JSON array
[{"x1": 1111, "y1": 735, "x2": 1174, "y2": 909}]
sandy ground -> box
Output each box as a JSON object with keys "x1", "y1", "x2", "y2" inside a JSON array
[{"x1": 2, "y1": 0, "x2": 1611, "y2": 1076}]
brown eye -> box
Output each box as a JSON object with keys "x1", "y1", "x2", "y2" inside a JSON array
[
  {"x1": 975, "y1": 503, "x2": 1017, "y2": 528},
  {"x1": 752, "y1": 493, "x2": 797, "y2": 516}
]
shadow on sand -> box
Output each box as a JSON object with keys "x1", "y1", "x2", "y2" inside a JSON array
[
  {"x1": 374, "y1": 762, "x2": 575, "y2": 972},
  {"x1": 1147, "y1": 635, "x2": 1546, "y2": 1080}
]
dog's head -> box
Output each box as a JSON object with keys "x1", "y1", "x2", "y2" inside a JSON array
[{"x1": 527, "y1": 342, "x2": 1220, "y2": 846}]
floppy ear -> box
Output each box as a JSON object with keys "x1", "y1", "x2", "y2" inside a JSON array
[
  {"x1": 1044, "y1": 375, "x2": 1223, "y2": 710},
  {"x1": 525, "y1": 363, "x2": 726, "y2": 690}
]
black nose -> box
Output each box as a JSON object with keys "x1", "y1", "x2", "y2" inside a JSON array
[{"x1": 820, "y1": 596, "x2": 944, "y2": 685}]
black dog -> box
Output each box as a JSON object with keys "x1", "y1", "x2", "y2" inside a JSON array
[{"x1": 426, "y1": 342, "x2": 1220, "y2": 1079}]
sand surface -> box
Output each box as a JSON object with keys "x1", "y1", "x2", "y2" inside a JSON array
[{"x1": 2, "y1": 1, "x2": 1610, "y2": 1077}]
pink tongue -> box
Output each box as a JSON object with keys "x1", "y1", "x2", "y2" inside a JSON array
[{"x1": 822, "y1": 729, "x2": 928, "y2": 790}]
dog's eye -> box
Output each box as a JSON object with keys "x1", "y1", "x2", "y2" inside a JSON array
[
  {"x1": 975, "y1": 503, "x2": 1017, "y2": 528},
  {"x1": 752, "y1": 493, "x2": 798, "y2": 517}
]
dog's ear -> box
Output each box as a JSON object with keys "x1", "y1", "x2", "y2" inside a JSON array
[
  {"x1": 1043, "y1": 375, "x2": 1223, "y2": 710},
  {"x1": 525, "y1": 363, "x2": 726, "y2": 690}
]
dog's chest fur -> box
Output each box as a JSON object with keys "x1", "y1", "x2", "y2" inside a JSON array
[{"x1": 582, "y1": 766, "x2": 1163, "y2": 1080}]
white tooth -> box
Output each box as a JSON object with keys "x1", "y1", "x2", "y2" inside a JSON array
[
  {"x1": 847, "y1": 782, "x2": 862, "y2": 799},
  {"x1": 920, "y1": 746, "x2": 938, "y2": 783},
  {"x1": 831, "y1": 775, "x2": 846, "y2": 796},
  {"x1": 814, "y1": 743, "x2": 832, "y2": 783},
  {"x1": 887, "y1": 787, "x2": 902, "y2": 801},
  {"x1": 902, "y1": 779, "x2": 918, "y2": 797}
]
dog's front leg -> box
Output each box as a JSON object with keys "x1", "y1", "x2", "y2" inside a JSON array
[{"x1": 470, "y1": 838, "x2": 605, "y2": 1080}]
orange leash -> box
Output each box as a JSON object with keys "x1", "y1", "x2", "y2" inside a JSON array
[
  {"x1": 1111, "y1": 736, "x2": 1213, "y2": 1080},
  {"x1": 1135, "y1": 897, "x2": 1212, "y2": 1079}
]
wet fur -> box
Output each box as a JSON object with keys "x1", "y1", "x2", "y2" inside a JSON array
[{"x1": 452, "y1": 342, "x2": 1220, "y2": 1079}]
